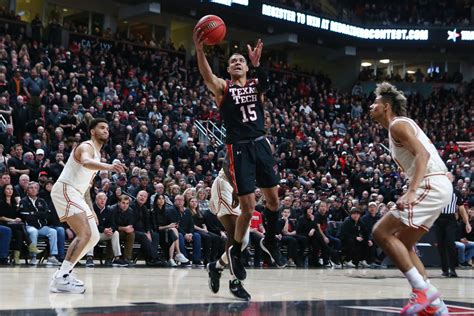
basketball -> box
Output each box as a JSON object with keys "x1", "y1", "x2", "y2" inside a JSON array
[{"x1": 194, "y1": 15, "x2": 226, "y2": 45}]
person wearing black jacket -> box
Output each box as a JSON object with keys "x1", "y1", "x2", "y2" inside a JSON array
[
  {"x1": 166, "y1": 194, "x2": 202, "y2": 266},
  {"x1": 328, "y1": 198, "x2": 347, "y2": 222},
  {"x1": 296, "y1": 206, "x2": 320, "y2": 267},
  {"x1": 278, "y1": 208, "x2": 305, "y2": 267},
  {"x1": 314, "y1": 201, "x2": 342, "y2": 267},
  {"x1": 85, "y1": 192, "x2": 127, "y2": 267},
  {"x1": 0, "y1": 183, "x2": 37, "y2": 264},
  {"x1": 188, "y1": 197, "x2": 224, "y2": 265},
  {"x1": 360, "y1": 201, "x2": 383, "y2": 265},
  {"x1": 130, "y1": 190, "x2": 162, "y2": 266},
  {"x1": 14, "y1": 174, "x2": 29, "y2": 200},
  {"x1": 152, "y1": 194, "x2": 189, "y2": 267},
  {"x1": 19, "y1": 181, "x2": 61, "y2": 265},
  {"x1": 340, "y1": 207, "x2": 372, "y2": 268},
  {"x1": 38, "y1": 179, "x2": 66, "y2": 262},
  {"x1": 113, "y1": 195, "x2": 135, "y2": 264},
  {"x1": 7, "y1": 144, "x2": 29, "y2": 185}
]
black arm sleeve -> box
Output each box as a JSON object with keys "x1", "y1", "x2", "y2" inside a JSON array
[{"x1": 255, "y1": 66, "x2": 270, "y2": 92}]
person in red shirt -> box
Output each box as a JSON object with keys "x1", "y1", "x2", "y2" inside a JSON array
[{"x1": 249, "y1": 210, "x2": 264, "y2": 267}]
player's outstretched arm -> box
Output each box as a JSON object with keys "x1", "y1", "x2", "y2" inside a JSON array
[
  {"x1": 457, "y1": 141, "x2": 474, "y2": 153},
  {"x1": 75, "y1": 144, "x2": 125, "y2": 173},
  {"x1": 248, "y1": 39, "x2": 269, "y2": 92},
  {"x1": 193, "y1": 28, "x2": 226, "y2": 98}
]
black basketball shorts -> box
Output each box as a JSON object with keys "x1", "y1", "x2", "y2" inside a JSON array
[{"x1": 226, "y1": 136, "x2": 280, "y2": 196}]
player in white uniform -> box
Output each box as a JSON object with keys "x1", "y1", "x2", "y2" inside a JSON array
[
  {"x1": 206, "y1": 158, "x2": 251, "y2": 300},
  {"x1": 50, "y1": 118, "x2": 125, "y2": 294},
  {"x1": 370, "y1": 82, "x2": 451, "y2": 316}
]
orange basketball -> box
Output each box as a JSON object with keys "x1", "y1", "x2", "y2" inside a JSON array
[{"x1": 194, "y1": 15, "x2": 226, "y2": 46}]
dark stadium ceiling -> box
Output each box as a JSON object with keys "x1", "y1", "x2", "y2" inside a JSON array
[{"x1": 114, "y1": 0, "x2": 149, "y2": 4}]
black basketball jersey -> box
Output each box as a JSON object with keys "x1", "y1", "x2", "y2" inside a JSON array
[{"x1": 219, "y1": 78, "x2": 266, "y2": 144}]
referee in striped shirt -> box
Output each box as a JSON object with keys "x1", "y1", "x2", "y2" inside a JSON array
[{"x1": 433, "y1": 173, "x2": 470, "y2": 277}]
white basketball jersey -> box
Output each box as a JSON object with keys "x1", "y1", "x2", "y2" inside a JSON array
[
  {"x1": 57, "y1": 140, "x2": 101, "y2": 195},
  {"x1": 388, "y1": 117, "x2": 447, "y2": 180}
]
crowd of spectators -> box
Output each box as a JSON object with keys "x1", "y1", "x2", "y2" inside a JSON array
[
  {"x1": 268, "y1": 0, "x2": 473, "y2": 26},
  {"x1": 358, "y1": 67, "x2": 465, "y2": 84},
  {"x1": 0, "y1": 16, "x2": 472, "y2": 269}
]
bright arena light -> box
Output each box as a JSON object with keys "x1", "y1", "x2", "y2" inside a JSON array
[
  {"x1": 379, "y1": 59, "x2": 390, "y2": 64},
  {"x1": 361, "y1": 62, "x2": 372, "y2": 67}
]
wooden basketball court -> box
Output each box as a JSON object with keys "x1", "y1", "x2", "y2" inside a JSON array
[{"x1": 0, "y1": 266, "x2": 472, "y2": 315}]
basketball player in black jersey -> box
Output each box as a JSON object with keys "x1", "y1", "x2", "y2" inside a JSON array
[{"x1": 194, "y1": 30, "x2": 286, "y2": 282}]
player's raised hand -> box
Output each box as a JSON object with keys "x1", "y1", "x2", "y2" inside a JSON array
[
  {"x1": 457, "y1": 141, "x2": 474, "y2": 153},
  {"x1": 247, "y1": 38, "x2": 263, "y2": 67},
  {"x1": 193, "y1": 27, "x2": 206, "y2": 51}
]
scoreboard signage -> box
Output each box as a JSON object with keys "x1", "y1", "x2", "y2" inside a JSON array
[
  {"x1": 209, "y1": 0, "x2": 248, "y2": 6},
  {"x1": 447, "y1": 29, "x2": 474, "y2": 42},
  {"x1": 262, "y1": 4, "x2": 428, "y2": 41},
  {"x1": 261, "y1": 3, "x2": 474, "y2": 44}
]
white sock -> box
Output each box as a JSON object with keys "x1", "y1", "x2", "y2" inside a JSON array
[
  {"x1": 426, "y1": 279, "x2": 441, "y2": 305},
  {"x1": 216, "y1": 260, "x2": 225, "y2": 270},
  {"x1": 404, "y1": 267, "x2": 428, "y2": 290},
  {"x1": 57, "y1": 260, "x2": 74, "y2": 278},
  {"x1": 220, "y1": 252, "x2": 229, "y2": 265}
]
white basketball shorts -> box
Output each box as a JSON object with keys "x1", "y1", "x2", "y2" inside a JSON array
[
  {"x1": 51, "y1": 182, "x2": 94, "y2": 222},
  {"x1": 209, "y1": 175, "x2": 241, "y2": 218},
  {"x1": 389, "y1": 173, "x2": 452, "y2": 231}
]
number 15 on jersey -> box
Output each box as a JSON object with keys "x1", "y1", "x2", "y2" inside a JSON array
[{"x1": 240, "y1": 103, "x2": 257, "y2": 123}]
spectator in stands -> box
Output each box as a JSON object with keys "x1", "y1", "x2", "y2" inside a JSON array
[
  {"x1": 278, "y1": 207, "x2": 305, "y2": 267},
  {"x1": 7, "y1": 144, "x2": 29, "y2": 185},
  {"x1": 152, "y1": 193, "x2": 189, "y2": 267},
  {"x1": 0, "y1": 144, "x2": 7, "y2": 174},
  {"x1": 23, "y1": 68, "x2": 45, "y2": 114},
  {"x1": 328, "y1": 197, "x2": 347, "y2": 221},
  {"x1": 188, "y1": 197, "x2": 223, "y2": 264},
  {"x1": 197, "y1": 188, "x2": 210, "y2": 214},
  {"x1": 38, "y1": 179, "x2": 66, "y2": 262},
  {"x1": 13, "y1": 95, "x2": 28, "y2": 140},
  {"x1": 248, "y1": 209, "x2": 265, "y2": 268},
  {"x1": 455, "y1": 211, "x2": 474, "y2": 268},
  {"x1": 0, "y1": 124, "x2": 16, "y2": 154},
  {"x1": 14, "y1": 174, "x2": 29, "y2": 199},
  {"x1": 130, "y1": 190, "x2": 163, "y2": 266},
  {"x1": 340, "y1": 207, "x2": 372, "y2": 268},
  {"x1": 19, "y1": 181, "x2": 61, "y2": 265},
  {"x1": 297, "y1": 205, "x2": 325, "y2": 267},
  {"x1": 113, "y1": 195, "x2": 136, "y2": 265},
  {"x1": 86, "y1": 192, "x2": 128, "y2": 267},
  {"x1": 0, "y1": 224, "x2": 11, "y2": 265},
  {"x1": 0, "y1": 183, "x2": 40, "y2": 264},
  {"x1": 48, "y1": 152, "x2": 65, "y2": 181},
  {"x1": 167, "y1": 194, "x2": 203, "y2": 266},
  {"x1": 314, "y1": 201, "x2": 341, "y2": 267},
  {"x1": 8, "y1": 69, "x2": 24, "y2": 100},
  {"x1": 360, "y1": 201, "x2": 384, "y2": 267},
  {"x1": 0, "y1": 95, "x2": 12, "y2": 125}
]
